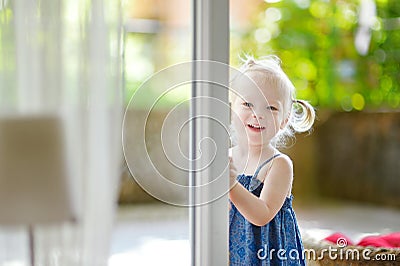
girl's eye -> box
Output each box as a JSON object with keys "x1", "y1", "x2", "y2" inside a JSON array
[
  {"x1": 242, "y1": 102, "x2": 253, "y2": 108},
  {"x1": 267, "y1": 106, "x2": 278, "y2": 111}
]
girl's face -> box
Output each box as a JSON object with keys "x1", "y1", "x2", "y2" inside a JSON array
[{"x1": 231, "y1": 73, "x2": 289, "y2": 149}]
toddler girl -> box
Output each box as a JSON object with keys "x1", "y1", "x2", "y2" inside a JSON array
[{"x1": 229, "y1": 55, "x2": 315, "y2": 265}]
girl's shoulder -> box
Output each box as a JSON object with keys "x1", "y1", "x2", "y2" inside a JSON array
[
  {"x1": 258, "y1": 152, "x2": 293, "y2": 182},
  {"x1": 274, "y1": 152, "x2": 293, "y2": 166},
  {"x1": 272, "y1": 152, "x2": 293, "y2": 173}
]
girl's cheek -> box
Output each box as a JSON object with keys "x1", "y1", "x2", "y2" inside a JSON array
[
  {"x1": 232, "y1": 119, "x2": 246, "y2": 135},
  {"x1": 231, "y1": 116, "x2": 241, "y2": 129},
  {"x1": 231, "y1": 106, "x2": 242, "y2": 118}
]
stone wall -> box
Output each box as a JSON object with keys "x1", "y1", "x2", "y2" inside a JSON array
[
  {"x1": 119, "y1": 109, "x2": 400, "y2": 208},
  {"x1": 120, "y1": 108, "x2": 189, "y2": 204},
  {"x1": 314, "y1": 111, "x2": 400, "y2": 207}
]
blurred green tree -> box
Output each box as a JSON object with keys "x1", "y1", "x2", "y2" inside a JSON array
[{"x1": 231, "y1": 0, "x2": 400, "y2": 111}]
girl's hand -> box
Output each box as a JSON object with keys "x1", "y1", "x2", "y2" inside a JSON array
[
  {"x1": 229, "y1": 157, "x2": 237, "y2": 211},
  {"x1": 229, "y1": 157, "x2": 238, "y2": 188}
]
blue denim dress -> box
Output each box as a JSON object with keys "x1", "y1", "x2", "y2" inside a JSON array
[{"x1": 229, "y1": 155, "x2": 306, "y2": 265}]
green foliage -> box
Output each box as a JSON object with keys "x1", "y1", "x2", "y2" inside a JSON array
[
  {"x1": 124, "y1": 32, "x2": 191, "y2": 109},
  {"x1": 231, "y1": 0, "x2": 400, "y2": 111}
]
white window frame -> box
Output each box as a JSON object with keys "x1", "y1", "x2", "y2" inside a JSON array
[{"x1": 190, "y1": 0, "x2": 230, "y2": 265}]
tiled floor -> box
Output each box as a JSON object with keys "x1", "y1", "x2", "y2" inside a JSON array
[
  {"x1": 297, "y1": 200, "x2": 400, "y2": 243},
  {"x1": 109, "y1": 200, "x2": 400, "y2": 265},
  {"x1": 2, "y1": 200, "x2": 398, "y2": 265},
  {"x1": 109, "y1": 204, "x2": 189, "y2": 266}
]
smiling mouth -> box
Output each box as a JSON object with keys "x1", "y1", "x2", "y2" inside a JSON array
[{"x1": 247, "y1": 124, "x2": 265, "y2": 131}]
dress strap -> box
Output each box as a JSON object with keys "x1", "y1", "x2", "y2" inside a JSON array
[{"x1": 253, "y1": 154, "x2": 281, "y2": 179}]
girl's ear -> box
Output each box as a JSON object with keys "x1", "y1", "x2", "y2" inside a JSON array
[{"x1": 280, "y1": 115, "x2": 290, "y2": 129}]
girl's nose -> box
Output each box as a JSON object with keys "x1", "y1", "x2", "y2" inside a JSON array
[{"x1": 252, "y1": 113, "x2": 263, "y2": 119}]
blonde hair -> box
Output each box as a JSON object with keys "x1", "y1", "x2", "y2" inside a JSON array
[{"x1": 230, "y1": 55, "x2": 315, "y2": 148}]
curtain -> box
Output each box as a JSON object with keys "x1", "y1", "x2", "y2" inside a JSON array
[{"x1": 0, "y1": 0, "x2": 123, "y2": 265}]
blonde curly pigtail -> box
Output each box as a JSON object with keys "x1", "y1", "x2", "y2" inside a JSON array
[{"x1": 290, "y1": 99, "x2": 316, "y2": 133}]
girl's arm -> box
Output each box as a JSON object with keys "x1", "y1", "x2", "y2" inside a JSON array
[{"x1": 229, "y1": 155, "x2": 293, "y2": 226}]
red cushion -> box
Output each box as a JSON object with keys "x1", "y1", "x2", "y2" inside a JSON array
[
  {"x1": 382, "y1": 232, "x2": 400, "y2": 247},
  {"x1": 357, "y1": 232, "x2": 400, "y2": 248},
  {"x1": 324, "y1": 232, "x2": 354, "y2": 246}
]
